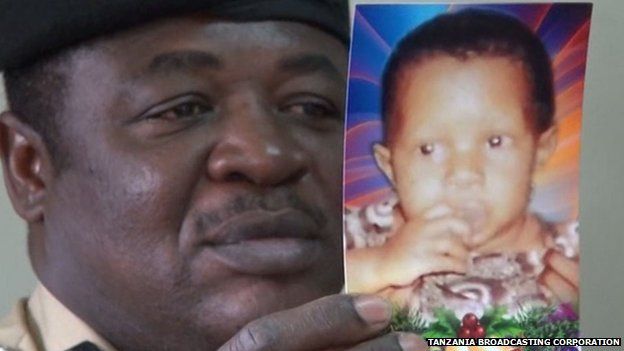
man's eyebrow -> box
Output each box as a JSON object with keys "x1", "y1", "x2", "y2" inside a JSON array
[
  {"x1": 278, "y1": 54, "x2": 342, "y2": 80},
  {"x1": 147, "y1": 50, "x2": 221, "y2": 75}
]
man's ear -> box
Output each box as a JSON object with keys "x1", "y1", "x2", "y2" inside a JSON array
[
  {"x1": 373, "y1": 143, "x2": 395, "y2": 186},
  {"x1": 0, "y1": 111, "x2": 53, "y2": 222},
  {"x1": 535, "y1": 126, "x2": 558, "y2": 169}
]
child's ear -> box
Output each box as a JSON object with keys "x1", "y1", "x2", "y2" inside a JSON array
[
  {"x1": 373, "y1": 143, "x2": 396, "y2": 186},
  {"x1": 0, "y1": 111, "x2": 53, "y2": 222},
  {"x1": 535, "y1": 126, "x2": 558, "y2": 169}
]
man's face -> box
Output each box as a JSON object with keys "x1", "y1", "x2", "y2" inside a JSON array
[
  {"x1": 39, "y1": 17, "x2": 346, "y2": 350},
  {"x1": 377, "y1": 55, "x2": 551, "y2": 249}
]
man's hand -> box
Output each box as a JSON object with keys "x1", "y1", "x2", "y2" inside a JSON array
[
  {"x1": 538, "y1": 249, "x2": 580, "y2": 304},
  {"x1": 218, "y1": 294, "x2": 426, "y2": 351}
]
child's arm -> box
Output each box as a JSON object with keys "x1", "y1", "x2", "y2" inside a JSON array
[
  {"x1": 539, "y1": 250, "x2": 579, "y2": 304},
  {"x1": 346, "y1": 245, "x2": 392, "y2": 293},
  {"x1": 346, "y1": 217, "x2": 471, "y2": 293},
  {"x1": 538, "y1": 222, "x2": 580, "y2": 305}
]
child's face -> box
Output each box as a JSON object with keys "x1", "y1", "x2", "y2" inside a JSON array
[{"x1": 375, "y1": 55, "x2": 556, "y2": 248}]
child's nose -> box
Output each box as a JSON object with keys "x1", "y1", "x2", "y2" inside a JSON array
[{"x1": 446, "y1": 150, "x2": 483, "y2": 188}]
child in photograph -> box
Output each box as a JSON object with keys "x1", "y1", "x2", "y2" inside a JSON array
[{"x1": 345, "y1": 9, "x2": 579, "y2": 321}]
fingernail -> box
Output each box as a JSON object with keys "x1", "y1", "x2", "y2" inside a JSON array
[
  {"x1": 399, "y1": 333, "x2": 428, "y2": 351},
  {"x1": 353, "y1": 295, "x2": 392, "y2": 324}
]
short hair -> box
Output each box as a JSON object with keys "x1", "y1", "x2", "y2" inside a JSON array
[
  {"x1": 381, "y1": 9, "x2": 555, "y2": 144},
  {"x1": 4, "y1": 50, "x2": 72, "y2": 170}
]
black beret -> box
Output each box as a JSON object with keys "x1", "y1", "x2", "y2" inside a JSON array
[{"x1": 0, "y1": 0, "x2": 349, "y2": 70}]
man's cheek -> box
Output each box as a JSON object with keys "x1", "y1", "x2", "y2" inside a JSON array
[
  {"x1": 100, "y1": 163, "x2": 190, "y2": 235},
  {"x1": 311, "y1": 141, "x2": 343, "y2": 202},
  {"x1": 122, "y1": 165, "x2": 167, "y2": 198}
]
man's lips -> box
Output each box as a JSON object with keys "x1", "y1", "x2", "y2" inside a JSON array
[{"x1": 194, "y1": 209, "x2": 324, "y2": 275}]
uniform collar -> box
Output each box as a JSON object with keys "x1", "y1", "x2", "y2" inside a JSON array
[{"x1": 27, "y1": 283, "x2": 117, "y2": 351}]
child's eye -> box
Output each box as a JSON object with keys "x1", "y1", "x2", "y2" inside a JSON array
[
  {"x1": 487, "y1": 135, "x2": 504, "y2": 148},
  {"x1": 419, "y1": 143, "x2": 435, "y2": 155}
]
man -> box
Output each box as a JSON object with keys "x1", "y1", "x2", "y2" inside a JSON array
[{"x1": 0, "y1": 1, "x2": 425, "y2": 350}]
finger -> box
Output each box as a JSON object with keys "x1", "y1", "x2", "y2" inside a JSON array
[
  {"x1": 384, "y1": 254, "x2": 466, "y2": 285},
  {"x1": 420, "y1": 255, "x2": 467, "y2": 275},
  {"x1": 218, "y1": 294, "x2": 392, "y2": 351},
  {"x1": 423, "y1": 204, "x2": 453, "y2": 220},
  {"x1": 545, "y1": 250, "x2": 579, "y2": 288},
  {"x1": 418, "y1": 217, "x2": 471, "y2": 239},
  {"x1": 347, "y1": 333, "x2": 427, "y2": 351},
  {"x1": 539, "y1": 268, "x2": 579, "y2": 304}
]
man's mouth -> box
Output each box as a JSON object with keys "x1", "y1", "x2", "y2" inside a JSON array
[{"x1": 195, "y1": 209, "x2": 324, "y2": 275}]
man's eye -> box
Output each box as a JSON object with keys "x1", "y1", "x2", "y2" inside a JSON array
[
  {"x1": 419, "y1": 143, "x2": 435, "y2": 155},
  {"x1": 147, "y1": 102, "x2": 214, "y2": 121},
  {"x1": 487, "y1": 135, "x2": 505, "y2": 148},
  {"x1": 280, "y1": 101, "x2": 338, "y2": 119}
]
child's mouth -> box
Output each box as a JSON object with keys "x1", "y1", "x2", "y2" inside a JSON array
[{"x1": 453, "y1": 202, "x2": 488, "y2": 234}]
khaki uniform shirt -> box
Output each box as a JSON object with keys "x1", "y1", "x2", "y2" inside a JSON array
[{"x1": 0, "y1": 284, "x2": 117, "y2": 351}]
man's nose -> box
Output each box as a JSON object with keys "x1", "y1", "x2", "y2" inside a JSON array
[
  {"x1": 446, "y1": 148, "x2": 483, "y2": 188},
  {"x1": 206, "y1": 97, "x2": 309, "y2": 186}
]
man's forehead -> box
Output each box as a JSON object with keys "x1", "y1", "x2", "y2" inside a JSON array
[
  {"x1": 0, "y1": 0, "x2": 348, "y2": 71},
  {"x1": 84, "y1": 19, "x2": 347, "y2": 85},
  {"x1": 143, "y1": 49, "x2": 342, "y2": 77}
]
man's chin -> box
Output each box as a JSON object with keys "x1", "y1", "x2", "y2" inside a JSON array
[{"x1": 190, "y1": 274, "x2": 337, "y2": 344}]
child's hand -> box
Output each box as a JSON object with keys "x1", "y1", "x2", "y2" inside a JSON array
[
  {"x1": 376, "y1": 209, "x2": 471, "y2": 288},
  {"x1": 538, "y1": 249, "x2": 579, "y2": 304}
]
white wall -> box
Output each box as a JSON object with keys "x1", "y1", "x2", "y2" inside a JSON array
[{"x1": 0, "y1": 74, "x2": 36, "y2": 314}]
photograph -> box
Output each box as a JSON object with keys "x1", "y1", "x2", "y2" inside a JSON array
[{"x1": 344, "y1": 2, "x2": 592, "y2": 339}]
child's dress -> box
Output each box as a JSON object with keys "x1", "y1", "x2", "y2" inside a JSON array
[{"x1": 345, "y1": 194, "x2": 579, "y2": 321}]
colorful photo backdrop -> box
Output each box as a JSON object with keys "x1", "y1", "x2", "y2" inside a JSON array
[{"x1": 345, "y1": 3, "x2": 591, "y2": 222}]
